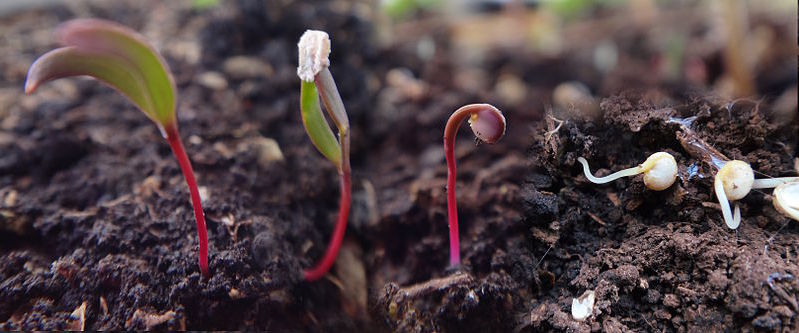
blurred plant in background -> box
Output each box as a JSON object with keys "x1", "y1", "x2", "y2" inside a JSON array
[{"x1": 376, "y1": 0, "x2": 796, "y2": 117}]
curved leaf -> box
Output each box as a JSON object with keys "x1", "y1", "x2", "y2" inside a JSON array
[
  {"x1": 300, "y1": 81, "x2": 341, "y2": 167},
  {"x1": 25, "y1": 19, "x2": 176, "y2": 127},
  {"x1": 27, "y1": 47, "x2": 154, "y2": 119}
]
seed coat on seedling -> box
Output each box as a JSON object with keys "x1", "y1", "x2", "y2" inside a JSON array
[{"x1": 297, "y1": 29, "x2": 352, "y2": 282}]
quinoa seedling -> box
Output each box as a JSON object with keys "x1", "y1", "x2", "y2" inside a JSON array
[
  {"x1": 444, "y1": 104, "x2": 506, "y2": 267},
  {"x1": 674, "y1": 121, "x2": 798, "y2": 226},
  {"x1": 577, "y1": 152, "x2": 678, "y2": 191},
  {"x1": 25, "y1": 19, "x2": 210, "y2": 277},
  {"x1": 296, "y1": 30, "x2": 351, "y2": 281},
  {"x1": 714, "y1": 160, "x2": 799, "y2": 228}
]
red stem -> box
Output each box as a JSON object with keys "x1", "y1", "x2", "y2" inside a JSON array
[
  {"x1": 442, "y1": 104, "x2": 505, "y2": 267},
  {"x1": 444, "y1": 138, "x2": 460, "y2": 266},
  {"x1": 164, "y1": 123, "x2": 209, "y2": 278},
  {"x1": 443, "y1": 106, "x2": 479, "y2": 267},
  {"x1": 303, "y1": 168, "x2": 351, "y2": 281}
]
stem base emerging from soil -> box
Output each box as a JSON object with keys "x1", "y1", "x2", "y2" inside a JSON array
[{"x1": 304, "y1": 170, "x2": 351, "y2": 281}]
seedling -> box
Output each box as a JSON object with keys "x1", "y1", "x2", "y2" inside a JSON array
[
  {"x1": 444, "y1": 104, "x2": 506, "y2": 267},
  {"x1": 674, "y1": 119, "x2": 797, "y2": 227},
  {"x1": 25, "y1": 19, "x2": 210, "y2": 277},
  {"x1": 577, "y1": 152, "x2": 678, "y2": 191},
  {"x1": 714, "y1": 160, "x2": 799, "y2": 228},
  {"x1": 297, "y1": 30, "x2": 351, "y2": 281}
]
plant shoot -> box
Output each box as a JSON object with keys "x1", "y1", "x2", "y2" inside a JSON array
[
  {"x1": 25, "y1": 19, "x2": 210, "y2": 277},
  {"x1": 297, "y1": 30, "x2": 352, "y2": 282},
  {"x1": 714, "y1": 160, "x2": 799, "y2": 229},
  {"x1": 444, "y1": 103, "x2": 506, "y2": 267},
  {"x1": 577, "y1": 152, "x2": 678, "y2": 191}
]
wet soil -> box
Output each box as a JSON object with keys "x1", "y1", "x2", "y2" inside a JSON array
[{"x1": 0, "y1": 0, "x2": 797, "y2": 332}]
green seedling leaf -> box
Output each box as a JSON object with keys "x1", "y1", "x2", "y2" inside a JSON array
[
  {"x1": 26, "y1": 18, "x2": 211, "y2": 278},
  {"x1": 25, "y1": 19, "x2": 177, "y2": 128},
  {"x1": 300, "y1": 80, "x2": 342, "y2": 167}
]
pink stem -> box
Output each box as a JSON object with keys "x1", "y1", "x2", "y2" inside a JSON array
[
  {"x1": 303, "y1": 169, "x2": 351, "y2": 281},
  {"x1": 444, "y1": 138, "x2": 460, "y2": 266},
  {"x1": 165, "y1": 123, "x2": 209, "y2": 278},
  {"x1": 443, "y1": 107, "x2": 477, "y2": 267}
]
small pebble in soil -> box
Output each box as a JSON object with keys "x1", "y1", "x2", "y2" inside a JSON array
[
  {"x1": 521, "y1": 184, "x2": 558, "y2": 220},
  {"x1": 237, "y1": 136, "x2": 285, "y2": 166},
  {"x1": 197, "y1": 71, "x2": 228, "y2": 90}
]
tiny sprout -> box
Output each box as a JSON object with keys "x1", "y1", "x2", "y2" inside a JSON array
[
  {"x1": 714, "y1": 160, "x2": 799, "y2": 229},
  {"x1": 713, "y1": 160, "x2": 752, "y2": 229},
  {"x1": 675, "y1": 128, "x2": 799, "y2": 227},
  {"x1": 25, "y1": 19, "x2": 209, "y2": 277},
  {"x1": 444, "y1": 104, "x2": 506, "y2": 267},
  {"x1": 577, "y1": 152, "x2": 678, "y2": 191},
  {"x1": 297, "y1": 30, "x2": 352, "y2": 282}
]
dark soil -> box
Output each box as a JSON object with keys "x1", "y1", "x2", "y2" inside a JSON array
[{"x1": 0, "y1": 0, "x2": 797, "y2": 332}]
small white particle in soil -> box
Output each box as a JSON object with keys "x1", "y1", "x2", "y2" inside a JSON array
[{"x1": 571, "y1": 290, "x2": 595, "y2": 322}]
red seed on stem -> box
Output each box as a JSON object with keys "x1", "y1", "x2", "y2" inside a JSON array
[{"x1": 443, "y1": 104, "x2": 505, "y2": 267}]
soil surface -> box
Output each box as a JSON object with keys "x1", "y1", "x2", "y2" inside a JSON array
[{"x1": 0, "y1": 0, "x2": 797, "y2": 331}]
